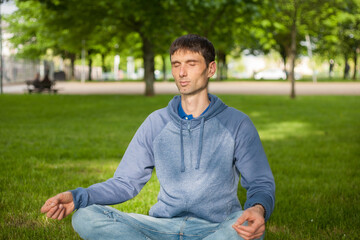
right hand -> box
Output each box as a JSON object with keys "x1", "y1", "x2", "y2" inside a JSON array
[
  {"x1": 232, "y1": 205, "x2": 265, "y2": 240},
  {"x1": 41, "y1": 191, "x2": 75, "y2": 220}
]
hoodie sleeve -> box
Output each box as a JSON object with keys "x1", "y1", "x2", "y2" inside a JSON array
[
  {"x1": 234, "y1": 116, "x2": 275, "y2": 222},
  {"x1": 70, "y1": 111, "x2": 164, "y2": 210}
]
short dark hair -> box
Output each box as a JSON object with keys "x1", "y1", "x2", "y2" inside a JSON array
[{"x1": 170, "y1": 34, "x2": 215, "y2": 67}]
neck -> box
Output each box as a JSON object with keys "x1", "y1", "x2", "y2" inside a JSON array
[{"x1": 181, "y1": 90, "x2": 210, "y2": 118}]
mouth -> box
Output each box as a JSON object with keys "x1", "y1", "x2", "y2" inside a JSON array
[{"x1": 179, "y1": 81, "x2": 190, "y2": 87}]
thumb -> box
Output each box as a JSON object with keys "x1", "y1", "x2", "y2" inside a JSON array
[
  {"x1": 236, "y1": 210, "x2": 250, "y2": 226},
  {"x1": 41, "y1": 195, "x2": 60, "y2": 213}
]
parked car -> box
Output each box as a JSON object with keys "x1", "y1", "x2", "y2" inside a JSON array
[
  {"x1": 254, "y1": 69, "x2": 287, "y2": 80},
  {"x1": 254, "y1": 69, "x2": 302, "y2": 80}
]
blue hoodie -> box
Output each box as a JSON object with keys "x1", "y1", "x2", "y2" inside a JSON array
[{"x1": 71, "y1": 94, "x2": 275, "y2": 222}]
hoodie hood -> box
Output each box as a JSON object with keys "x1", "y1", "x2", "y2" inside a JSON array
[
  {"x1": 166, "y1": 94, "x2": 227, "y2": 172},
  {"x1": 167, "y1": 94, "x2": 227, "y2": 124}
]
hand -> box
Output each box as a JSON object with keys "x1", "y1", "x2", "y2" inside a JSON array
[
  {"x1": 232, "y1": 205, "x2": 265, "y2": 240},
  {"x1": 41, "y1": 191, "x2": 75, "y2": 220}
]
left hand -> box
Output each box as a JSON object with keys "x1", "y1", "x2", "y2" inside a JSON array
[
  {"x1": 40, "y1": 192, "x2": 75, "y2": 220},
  {"x1": 232, "y1": 205, "x2": 265, "y2": 240}
]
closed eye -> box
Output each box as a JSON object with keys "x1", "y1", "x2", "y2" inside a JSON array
[
  {"x1": 171, "y1": 62, "x2": 180, "y2": 67},
  {"x1": 187, "y1": 61, "x2": 197, "y2": 66}
]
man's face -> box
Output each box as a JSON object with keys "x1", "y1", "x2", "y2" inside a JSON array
[{"x1": 171, "y1": 50, "x2": 216, "y2": 96}]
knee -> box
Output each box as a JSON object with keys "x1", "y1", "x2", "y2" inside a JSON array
[
  {"x1": 72, "y1": 205, "x2": 105, "y2": 238},
  {"x1": 72, "y1": 205, "x2": 142, "y2": 239},
  {"x1": 72, "y1": 207, "x2": 89, "y2": 236}
]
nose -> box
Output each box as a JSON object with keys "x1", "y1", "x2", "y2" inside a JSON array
[{"x1": 179, "y1": 65, "x2": 187, "y2": 78}]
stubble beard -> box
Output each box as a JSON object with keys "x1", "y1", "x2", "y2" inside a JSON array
[
  {"x1": 177, "y1": 67, "x2": 210, "y2": 96},
  {"x1": 180, "y1": 80, "x2": 209, "y2": 96}
]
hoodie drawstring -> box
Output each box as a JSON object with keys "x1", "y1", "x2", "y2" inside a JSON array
[
  {"x1": 180, "y1": 119, "x2": 185, "y2": 172},
  {"x1": 196, "y1": 118, "x2": 205, "y2": 169}
]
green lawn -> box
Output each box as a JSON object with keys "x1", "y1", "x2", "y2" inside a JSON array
[
  {"x1": 83, "y1": 76, "x2": 358, "y2": 82},
  {"x1": 0, "y1": 94, "x2": 359, "y2": 239}
]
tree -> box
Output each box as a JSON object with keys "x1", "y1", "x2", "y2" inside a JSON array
[
  {"x1": 169, "y1": 0, "x2": 261, "y2": 80},
  {"x1": 7, "y1": 0, "x2": 175, "y2": 94},
  {"x1": 104, "y1": 0, "x2": 174, "y2": 96},
  {"x1": 311, "y1": 0, "x2": 360, "y2": 80},
  {"x1": 6, "y1": 0, "x2": 109, "y2": 79},
  {"x1": 5, "y1": 1, "x2": 53, "y2": 60},
  {"x1": 37, "y1": 0, "x2": 111, "y2": 81},
  {"x1": 261, "y1": 0, "x2": 337, "y2": 98},
  {"x1": 337, "y1": 0, "x2": 360, "y2": 80},
  {"x1": 232, "y1": 0, "x2": 277, "y2": 68}
]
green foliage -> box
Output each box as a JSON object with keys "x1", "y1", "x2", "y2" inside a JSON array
[
  {"x1": 0, "y1": 94, "x2": 359, "y2": 239},
  {"x1": 3, "y1": 0, "x2": 360, "y2": 84},
  {"x1": 314, "y1": 0, "x2": 360, "y2": 56},
  {"x1": 4, "y1": 1, "x2": 52, "y2": 59}
]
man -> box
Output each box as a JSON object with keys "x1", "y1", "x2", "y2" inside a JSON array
[{"x1": 41, "y1": 34, "x2": 275, "y2": 240}]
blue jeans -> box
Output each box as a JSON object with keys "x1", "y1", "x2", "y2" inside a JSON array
[{"x1": 72, "y1": 205, "x2": 265, "y2": 240}]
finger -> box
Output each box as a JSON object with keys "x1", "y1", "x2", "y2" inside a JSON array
[
  {"x1": 253, "y1": 232, "x2": 264, "y2": 239},
  {"x1": 51, "y1": 204, "x2": 64, "y2": 219},
  {"x1": 46, "y1": 205, "x2": 59, "y2": 218},
  {"x1": 237, "y1": 225, "x2": 261, "y2": 237},
  {"x1": 41, "y1": 197, "x2": 59, "y2": 213},
  {"x1": 41, "y1": 204, "x2": 50, "y2": 213},
  {"x1": 253, "y1": 228, "x2": 265, "y2": 237},
  {"x1": 237, "y1": 224, "x2": 265, "y2": 240},
  {"x1": 235, "y1": 212, "x2": 248, "y2": 226},
  {"x1": 237, "y1": 226, "x2": 260, "y2": 238},
  {"x1": 238, "y1": 225, "x2": 256, "y2": 232},
  {"x1": 235, "y1": 229, "x2": 253, "y2": 239},
  {"x1": 41, "y1": 200, "x2": 53, "y2": 213},
  {"x1": 232, "y1": 224, "x2": 241, "y2": 234},
  {"x1": 64, "y1": 206, "x2": 74, "y2": 218},
  {"x1": 232, "y1": 225, "x2": 253, "y2": 240},
  {"x1": 51, "y1": 208, "x2": 63, "y2": 219},
  {"x1": 58, "y1": 208, "x2": 66, "y2": 220},
  {"x1": 239, "y1": 217, "x2": 264, "y2": 231},
  {"x1": 51, "y1": 208, "x2": 63, "y2": 220},
  {"x1": 233, "y1": 219, "x2": 247, "y2": 233},
  {"x1": 53, "y1": 203, "x2": 66, "y2": 219}
]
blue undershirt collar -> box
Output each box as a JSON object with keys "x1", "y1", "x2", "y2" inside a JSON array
[{"x1": 178, "y1": 100, "x2": 211, "y2": 120}]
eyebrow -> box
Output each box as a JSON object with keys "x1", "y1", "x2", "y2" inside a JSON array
[{"x1": 171, "y1": 59, "x2": 199, "y2": 64}]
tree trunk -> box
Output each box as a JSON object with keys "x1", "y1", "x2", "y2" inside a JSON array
[
  {"x1": 70, "y1": 54, "x2": 76, "y2": 80},
  {"x1": 344, "y1": 55, "x2": 349, "y2": 79},
  {"x1": 88, "y1": 58, "x2": 92, "y2": 81},
  {"x1": 216, "y1": 51, "x2": 227, "y2": 81},
  {"x1": 141, "y1": 34, "x2": 155, "y2": 96},
  {"x1": 352, "y1": 48, "x2": 358, "y2": 80},
  {"x1": 280, "y1": 46, "x2": 287, "y2": 79},
  {"x1": 289, "y1": 6, "x2": 297, "y2": 99},
  {"x1": 88, "y1": 50, "x2": 93, "y2": 81},
  {"x1": 162, "y1": 55, "x2": 167, "y2": 81},
  {"x1": 101, "y1": 53, "x2": 107, "y2": 72}
]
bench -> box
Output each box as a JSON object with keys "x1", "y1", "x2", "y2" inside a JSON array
[{"x1": 26, "y1": 80, "x2": 58, "y2": 94}]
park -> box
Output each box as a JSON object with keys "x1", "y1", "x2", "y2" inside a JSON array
[{"x1": 0, "y1": 0, "x2": 360, "y2": 240}]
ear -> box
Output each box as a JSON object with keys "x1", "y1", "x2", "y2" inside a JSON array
[{"x1": 207, "y1": 61, "x2": 216, "y2": 78}]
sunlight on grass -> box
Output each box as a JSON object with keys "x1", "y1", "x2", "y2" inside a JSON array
[
  {"x1": 248, "y1": 111, "x2": 262, "y2": 118},
  {"x1": 114, "y1": 172, "x2": 160, "y2": 215},
  {"x1": 259, "y1": 121, "x2": 323, "y2": 140}
]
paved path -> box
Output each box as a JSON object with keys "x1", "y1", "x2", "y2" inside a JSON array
[{"x1": 3, "y1": 81, "x2": 360, "y2": 95}]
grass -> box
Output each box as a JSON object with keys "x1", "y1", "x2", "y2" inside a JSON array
[
  {"x1": 73, "y1": 76, "x2": 358, "y2": 83},
  {"x1": 0, "y1": 94, "x2": 359, "y2": 239},
  {"x1": 220, "y1": 77, "x2": 358, "y2": 82}
]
